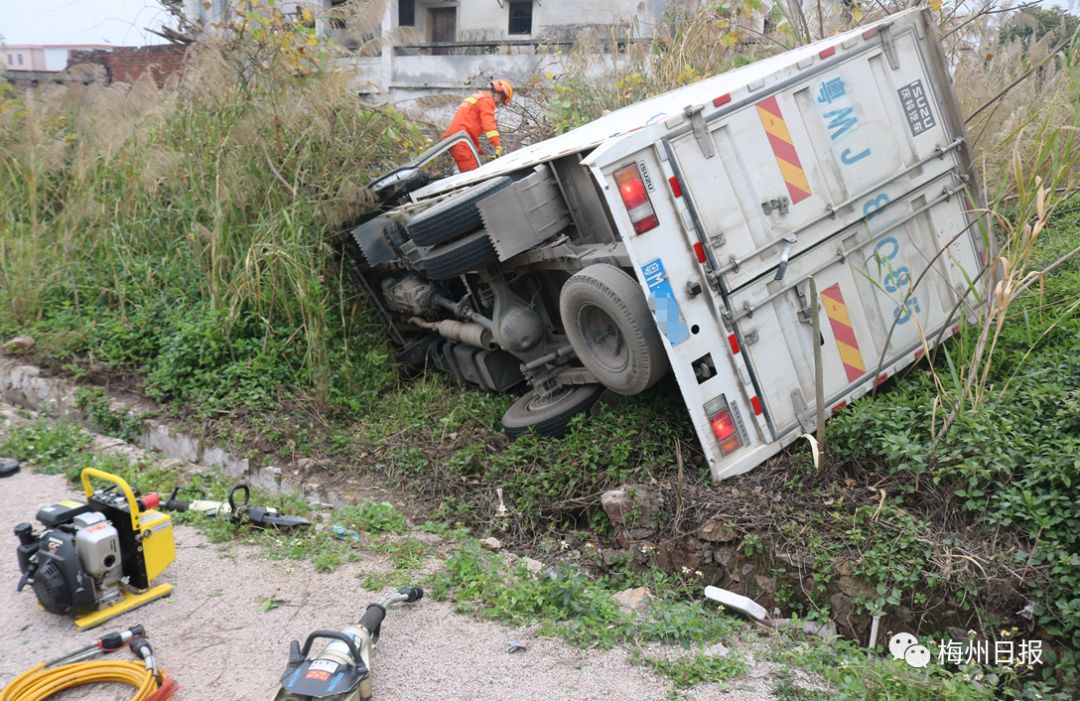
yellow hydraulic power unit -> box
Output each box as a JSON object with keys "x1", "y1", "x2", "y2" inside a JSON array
[{"x1": 14, "y1": 468, "x2": 176, "y2": 630}]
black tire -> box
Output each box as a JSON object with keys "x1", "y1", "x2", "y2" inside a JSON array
[
  {"x1": 501, "y1": 384, "x2": 605, "y2": 438},
  {"x1": 417, "y1": 229, "x2": 497, "y2": 280},
  {"x1": 406, "y1": 176, "x2": 512, "y2": 247},
  {"x1": 559, "y1": 264, "x2": 669, "y2": 395},
  {"x1": 0, "y1": 458, "x2": 20, "y2": 478}
]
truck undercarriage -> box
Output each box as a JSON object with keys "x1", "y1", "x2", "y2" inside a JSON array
[{"x1": 347, "y1": 137, "x2": 668, "y2": 437}]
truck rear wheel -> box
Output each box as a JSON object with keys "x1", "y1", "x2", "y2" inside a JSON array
[
  {"x1": 417, "y1": 229, "x2": 497, "y2": 280},
  {"x1": 501, "y1": 384, "x2": 604, "y2": 438},
  {"x1": 559, "y1": 264, "x2": 668, "y2": 395},
  {"x1": 406, "y1": 176, "x2": 512, "y2": 247}
]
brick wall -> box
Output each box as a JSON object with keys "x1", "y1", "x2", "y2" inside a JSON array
[{"x1": 68, "y1": 45, "x2": 188, "y2": 87}]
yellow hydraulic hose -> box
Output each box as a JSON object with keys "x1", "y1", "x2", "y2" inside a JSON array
[{"x1": 0, "y1": 660, "x2": 172, "y2": 701}]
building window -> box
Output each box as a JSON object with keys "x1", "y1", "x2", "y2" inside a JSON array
[
  {"x1": 6, "y1": 54, "x2": 12, "y2": 66},
  {"x1": 17, "y1": 54, "x2": 24, "y2": 66},
  {"x1": 508, "y1": 1, "x2": 532, "y2": 35},
  {"x1": 399, "y1": 0, "x2": 415, "y2": 27}
]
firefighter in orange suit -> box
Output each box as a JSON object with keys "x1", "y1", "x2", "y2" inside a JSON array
[{"x1": 443, "y1": 79, "x2": 514, "y2": 173}]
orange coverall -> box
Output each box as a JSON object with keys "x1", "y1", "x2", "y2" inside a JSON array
[{"x1": 442, "y1": 91, "x2": 502, "y2": 172}]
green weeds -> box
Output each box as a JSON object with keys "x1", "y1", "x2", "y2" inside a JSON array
[
  {"x1": 644, "y1": 653, "x2": 748, "y2": 689},
  {"x1": 428, "y1": 542, "x2": 741, "y2": 650},
  {"x1": 334, "y1": 500, "x2": 408, "y2": 535},
  {"x1": 76, "y1": 387, "x2": 149, "y2": 444},
  {"x1": 775, "y1": 632, "x2": 1072, "y2": 701},
  {"x1": 0, "y1": 420, "x2": 93, "y2": 473}
]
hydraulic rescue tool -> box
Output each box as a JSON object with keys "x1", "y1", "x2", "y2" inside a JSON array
[
  {"x1": 14, "y1": 467, "x2": 176, "y2": 630},
  {"x1": 0, "y1": 624, "x2": 177, "y2": 701},
  {"x1": 162, "y1": 483, "x2": 312, "y2": 531},
  {"x1": 274, "y1": 587, "x2": 423, "y2": 701}
]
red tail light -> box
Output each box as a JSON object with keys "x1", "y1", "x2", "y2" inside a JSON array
[
  {"x1": 614, "y1": 164, "x2": 659, "y2": 234},
  {"x1": 705, "y1": 396, "x2": 742, "y2": 456},
  {"x1": 711, "y1": 410, "x2": 735, "y2": 440}
]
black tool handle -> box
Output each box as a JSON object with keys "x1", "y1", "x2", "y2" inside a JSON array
[
  {"x1": 227, "y1": 484, "x2": 250, "y2": 513},
  {"x1": 16, "y1": 568, "x2": 34, "y2": 593},
  {"x1": 163, "y1": 487, "x2": 206, "y2": 512},
  {"x1": 252, "y1": 509, "x2": 312, "y2": 531},
  {"x1": 299, "y1": 630, "x2": 362, "y2": 664},
  {"x1": 100, "y1": 625, "x2": 146, "y2": 652},
  {"x1": 398, "y1": 587, "x2": 423, "y2": 603},
  {"x1": 358, "y1": 604, "x2": 386, "y2": 638}
]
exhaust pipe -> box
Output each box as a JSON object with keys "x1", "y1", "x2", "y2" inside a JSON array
[{"x1": 409, "y1": 317, "x2": 496, "y2": 350}]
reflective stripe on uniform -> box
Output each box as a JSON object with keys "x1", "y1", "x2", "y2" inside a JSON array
[
  {"x1": 464, "y1": 96, "x2": 478, "y2": 105},
  {"x1": 484, "y1": 130, "x2": 500, "y2": 139}
]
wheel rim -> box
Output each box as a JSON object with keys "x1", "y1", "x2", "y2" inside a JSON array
[
  {"x1": 524, "y1": 385, "x2": 576, "y2": 413},
  {"x1": 577, "y1": 304, "x2": 629, "y2": 374}
]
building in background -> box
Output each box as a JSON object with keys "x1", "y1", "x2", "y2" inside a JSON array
[
  {"x1": 2, "y1": 44, "x2": 115, "y2": 72},
  {"x1": 1, "y1": 43, "x2": 116, "y2": 87},
  {"x1": 176, "y1": 0, "x2": 671, "y2": 104}
]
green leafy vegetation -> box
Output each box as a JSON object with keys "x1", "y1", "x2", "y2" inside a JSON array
[
  {"x1": 644, "y1": 653, "x2": 748, "y2": 689},
  {"x1": 775, "y1": 632, "x2": 1069, "y2": 701},
  {"x1": 0, "y1": 420, "x2": 93, "y2": 474},
  {"x1": 75, "y1": 387, "x2": 149, "y2": 444},
  {"x1": 829, "y1": 203, "x2": 1080, "y2": 647},
  {"x1": 428, "y1": 542, "x2": 740, "y2": 650},
  {"x1": 334, "y1": 500, "x2": 408, "y2": 535},
  {"x1": 0, "y1": 6, "x2": 416, "y2": 418}
]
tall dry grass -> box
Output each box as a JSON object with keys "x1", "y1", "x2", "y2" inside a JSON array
[{"x1": 0, "y1": 4, "x2": 424, "y2": 409}]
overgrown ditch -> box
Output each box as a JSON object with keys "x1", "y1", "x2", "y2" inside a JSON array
[{"x1": 0, "y1": 354, "x2": 1063, "y2": 675}]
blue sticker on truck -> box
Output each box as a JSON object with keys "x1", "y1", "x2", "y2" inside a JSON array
[{"x1": 641, "y1": 258, "x2": 690, "y2": 346}]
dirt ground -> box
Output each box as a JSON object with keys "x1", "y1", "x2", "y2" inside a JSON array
[{"x1": 0, "y1": 416, "x2": 793, "y2": 700}]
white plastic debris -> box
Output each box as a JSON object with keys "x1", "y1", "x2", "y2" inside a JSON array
[{"x1": 703, "y1": 585, "x2": 768, "y2": 621}]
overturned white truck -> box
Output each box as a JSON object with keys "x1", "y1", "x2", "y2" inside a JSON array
[{"x1": 348, "y1": 8, "x2": 990, "y2": 481}]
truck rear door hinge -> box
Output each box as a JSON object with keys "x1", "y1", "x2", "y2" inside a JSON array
[
  {"x1": 794, "y1": 282, "x2": 814, "y2": 324},
  {"x1": 762, "y1": 196, "x2": 790, "y2": 216},
  {"x1": 791, "y1": 391, "x2": 814, "y2": 433},
  {"x1": 879, "y1": 24, "x2": 899, "y2": 70},
  {"x1": 683, "y1": 104, "x2": 717, "y2": 159}
]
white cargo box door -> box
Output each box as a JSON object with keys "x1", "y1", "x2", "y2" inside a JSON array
[{"x1": 665, "y1": 19, "x2": 986, "y2": 437}]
